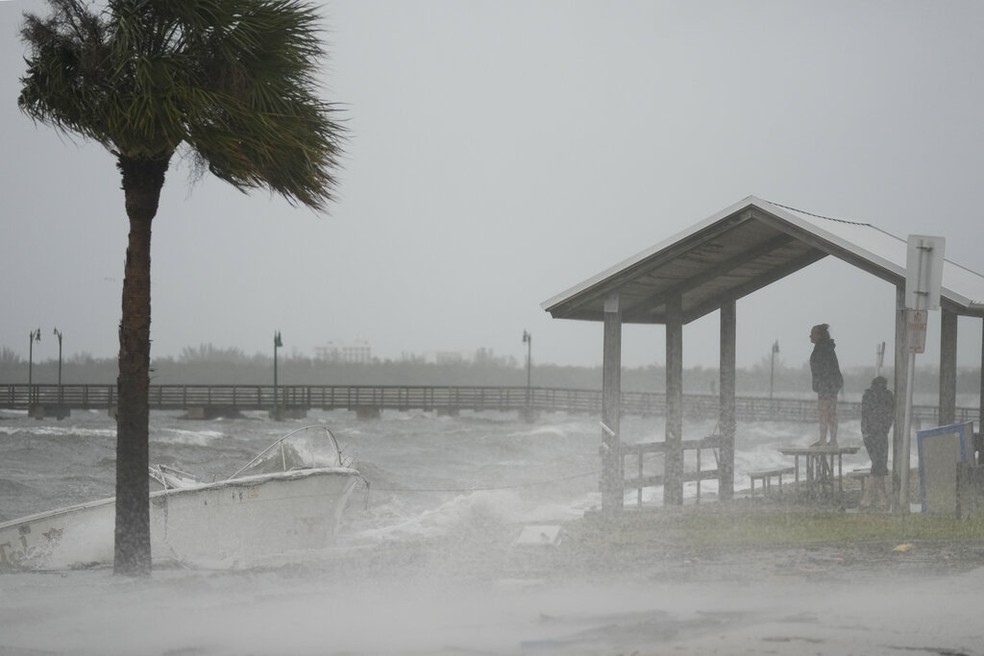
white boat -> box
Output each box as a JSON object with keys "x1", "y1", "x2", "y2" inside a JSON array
[{"x1": 0, "y1": 424, "x2": 364, "y2": 571}]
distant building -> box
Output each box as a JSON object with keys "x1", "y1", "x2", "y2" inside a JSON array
[
  {"x1": 396, "y1": 349, "x2": 509, "y2": 366},
  {"x1": 417, "y1": 349, "x2": 506, "y2": 365},
  {"x1": 429, "y1": 351, "x2": 467, "y2": 365},
  {"x1": 314, "y1": 339, "x2": 373, "y2": 364}
]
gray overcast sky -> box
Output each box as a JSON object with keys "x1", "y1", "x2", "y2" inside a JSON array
[{"x1": 2, "y1": 0, "x2": 983, "y2": 371}]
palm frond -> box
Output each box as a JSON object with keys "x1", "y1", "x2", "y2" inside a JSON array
[{"x1": 19, "y1": 0, "x2": 345, "y2": 209}]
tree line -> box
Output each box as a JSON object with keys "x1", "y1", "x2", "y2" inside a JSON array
[{"x1": 2, "y1": 342, "x2": 979, "y2": 398}]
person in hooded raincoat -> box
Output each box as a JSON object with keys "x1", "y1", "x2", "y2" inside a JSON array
[
  {"x1": 860, "y1": 375, "x2": 895, "y2": 509},
  {"x1": 809, "y1": 323, "x2": 844, "y2": 446}
]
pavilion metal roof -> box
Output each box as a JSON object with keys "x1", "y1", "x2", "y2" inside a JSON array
[{"x1": 542, "y1": 195, "x2": 984, "y2": 324}]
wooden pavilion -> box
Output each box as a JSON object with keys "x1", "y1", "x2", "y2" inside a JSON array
[{"x1": 542, "y1": 196, "x2": 984, "y2": 511}]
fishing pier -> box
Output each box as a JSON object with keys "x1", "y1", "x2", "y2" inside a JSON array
[{"x1": 0, "y1": 382, "x2": 966, "y2": 424}]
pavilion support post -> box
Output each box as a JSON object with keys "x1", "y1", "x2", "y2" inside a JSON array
[
  {"x1": 600, "y1": 293, "x2": 623, "y2": 513},
  {"x1": 939, "y1": 308, "x2": 958, "y2": 426},
  {"x1": 718, "y1": 301, "x2": 736, "y2": 500},
  {"x1": 664, "y1": 294, "x2": 684, "y2": 505},
  {"x1": 892, "y1": 286, "x2": 908, "y2": 504},
  {"x1": 980, "y1": 322, "x2": 984, "y2": 442}
]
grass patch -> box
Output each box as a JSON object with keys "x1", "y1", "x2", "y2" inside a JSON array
[
  {"x1": 578, "y1": 506, "x2": 984, "y2": 550},
  {"x1": 676, "y1": 511, "x2": 984, "y2": 548}
]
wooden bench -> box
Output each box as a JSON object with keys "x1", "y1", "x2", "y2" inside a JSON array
[
  {"x1": 621, "y1": 435, "x2": 721, "y2": 506},
  {"x1": 843, "y1": 468, "x2": 871, "y2": 488},
  {"x1": 749, "y1": 466, "x2": 795, "y2": 496}
]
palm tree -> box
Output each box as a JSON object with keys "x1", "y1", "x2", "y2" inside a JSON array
[{"x1": 18, "y1": 0, "x2": 344, "y2": 576}]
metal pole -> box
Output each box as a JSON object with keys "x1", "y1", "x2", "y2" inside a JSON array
[
  {"x1": 770, "y1": 340, "x2": 779, "y2": 402},
  {"x1": 899, "y1": 349, "x2": 917, "y2": 512},
  {"x1": 526, "y1": 333, "x2": 532, "y2": 392},
  {"x1": 28, "y1": 328, "x2": 40, "y2": 408},
  {"x1": 54, "y1": 328, "x2": 63, "y2": 415},
  {"x1": 273, "y1": 331, "x2": 281, "y2": 419},
  {"x1": 522, "y1": 330, "x2": 532, "y2": 409},
  {"x1": 770, "y1": 348, "x2": 775, "y2": 401}
]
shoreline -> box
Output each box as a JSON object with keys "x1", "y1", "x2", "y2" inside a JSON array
[
  {"x1": 558, "y1": 500, "x2": 984, "y2": 583},
  {"x1": 2, "y1": 501, "x2": 983, "y2": 656}
]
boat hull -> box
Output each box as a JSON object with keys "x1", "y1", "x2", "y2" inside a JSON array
[{"x1": 0, "y1": 468, "x2": 360, "y2": 570}]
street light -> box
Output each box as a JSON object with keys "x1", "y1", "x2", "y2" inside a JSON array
[
  {"x1": 769, "y1": 340, "x2": 780, "y2": 401},
  {"x1": 522, "y1": 330, "x2": 532, "y2": 411},
  {"x1": 273, "y1": 331, "x2": 283, "y2": 419},
  {"x1": 28, "y1": 328, "x2": 41, "y2": 408},
  {"x1": 53, "y1": 327, "x2": 63, "y2": 417}
]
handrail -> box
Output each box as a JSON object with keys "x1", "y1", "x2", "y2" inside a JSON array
[{"x1": 0, "y1": 383, "x2": 974, "y2": 424}]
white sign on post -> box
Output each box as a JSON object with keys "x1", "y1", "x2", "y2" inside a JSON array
[{"x1": 905, "y1": 235, "x2": 945, "y2": 311}]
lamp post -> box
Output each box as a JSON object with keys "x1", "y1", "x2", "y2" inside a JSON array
[
  {"x1": 769, "y1": 340, "x2": 780, "y2": 401},
  {"x1": 273, "y1": 331, "x2": 283, "y2": 420},
  {"x1": 28, "y1": 328, "x2": 41, "y2": 410},
  {"x1": 522, "y1": 330, "x2": 532, "y2": 418},
  {"x1": 53, "y1": 327, "x2": 63, "y2": 418}
]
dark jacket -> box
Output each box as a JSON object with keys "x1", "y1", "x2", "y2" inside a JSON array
[
  {"x1": 862, "y1": 385, "x2": 895, "y2": 436},
  {"x1": 810, "y1": 338, "x2": 843, "y2": 397}
]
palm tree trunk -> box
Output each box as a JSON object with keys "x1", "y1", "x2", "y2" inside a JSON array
[{"x1": 113, "y1": 155, "x2": 169, "y2": 576}]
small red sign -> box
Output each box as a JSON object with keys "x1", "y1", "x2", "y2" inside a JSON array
[{"x1": 906, "y1": 309, "x2": 927, "y2": 353}]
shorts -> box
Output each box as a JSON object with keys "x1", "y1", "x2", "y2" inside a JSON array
[{"x1": 863, "y1": 431, "x2": 889, "y2": 476}]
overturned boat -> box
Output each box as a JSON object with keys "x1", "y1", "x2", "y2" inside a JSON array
[{"x1": 0, "y1": 424, "x2": 364, "y2": 570}]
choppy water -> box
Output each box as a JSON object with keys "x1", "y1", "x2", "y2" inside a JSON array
[
  {"x1": 0, "y1": 408, "x2": 901, "y2": 655},
  {"x1": 0, "y1": 407, "x2": 871, "y2": 527}
]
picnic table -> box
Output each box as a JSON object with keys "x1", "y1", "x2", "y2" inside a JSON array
[{"x1": 778, "y1": 444, "x2": 860, "y2": 499}]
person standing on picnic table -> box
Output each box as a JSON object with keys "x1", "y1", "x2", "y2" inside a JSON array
[
  {"x1": 809, "y1": 323, "x2": 844, "y2": 446},
  {"x1": 860, "y1": 375, "x2": 895, "y2": 509}
]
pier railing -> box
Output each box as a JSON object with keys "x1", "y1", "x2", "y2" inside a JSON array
[{"x1": 0, "y1": 383, "x2": 973, "y2": 425}]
